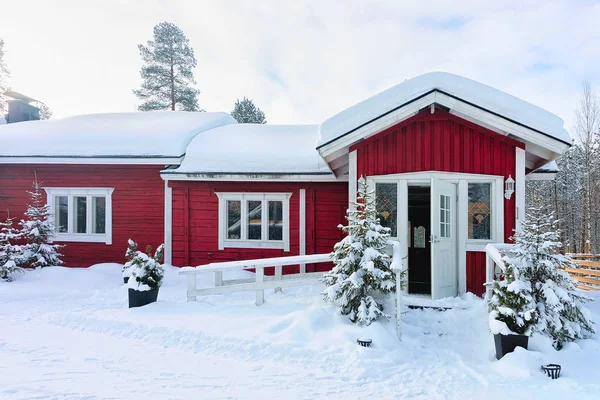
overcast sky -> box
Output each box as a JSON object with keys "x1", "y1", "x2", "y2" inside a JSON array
[{"x1": 1, "y1": 0, "x2": 598, "y2": 135}]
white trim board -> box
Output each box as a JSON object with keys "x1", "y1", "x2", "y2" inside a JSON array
[
  {"x1": 161, "y1": 173, "x2": 343, "y2": 182},
  {"x1": 1, "y1": 156, "x2": 184, "y2": 165},
  {"x1": 164, "y1": 180, "x2": 173, "y2": 265},
  {"x1": 299, "y1": 189, "x2": 306, "y2": 273}
]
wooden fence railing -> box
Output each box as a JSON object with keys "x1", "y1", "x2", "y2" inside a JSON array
[{"x1": 565, "y1": 253, "x2": 600, "y2": 291}]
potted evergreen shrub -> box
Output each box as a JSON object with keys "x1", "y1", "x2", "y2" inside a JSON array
[
  {"x1": 122, "y1": 239, "x2": 138, "y2": 284},
  {"x1": 509, "y1": 205, "x2": 594, "y2": 350},
  {"x1": 486, "y1": 254, "x2": 537, "y2": 359},
  {"x1": 126, "y1": 244, "x2": 164, "y2": 308}
]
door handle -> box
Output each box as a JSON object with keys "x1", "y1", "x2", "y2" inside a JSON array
[{"x1": 430, "y1": 234, "x2": 439, "y2": 244}]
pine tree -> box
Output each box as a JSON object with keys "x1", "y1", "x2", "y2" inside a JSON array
[
  {"x1": 0, "y1": 38, "x2": 10, "y2": 116},
  {"x1": 321, "y1": 177, "x2": 400, "y2": 325},
  {"x1": 37, "y1": 102, "x2": 52, "y2": 120},
  {"x1": 19, "y1": 177, "x2": 63, "y2": 268},
  {"x1": 133, "y1": 22, "x2": 201, "y2": 112},
  {"x1": 511, "y1": 205, "x2": 594, "y2": 349},
  {"x1": 0, "y1": 217, "x2": 25, "y2": 281},
  {"x1": 486, "y1": 254, "x2": 537, "y2": 336},
  {"x1": 231, "y1": 97, "x2": 266, "y2": 124}
]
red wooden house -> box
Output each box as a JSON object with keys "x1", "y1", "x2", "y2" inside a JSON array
[{"x1": 0, "y1": 72, "x2": 571, "y2": 298}]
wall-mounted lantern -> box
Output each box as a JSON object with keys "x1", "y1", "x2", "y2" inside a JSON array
[{"x1": 504, "y1": 175, "x2": 515, "y2": 200}]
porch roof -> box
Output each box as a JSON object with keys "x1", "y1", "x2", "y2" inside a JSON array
[{"x1": 318, "y1": 72, "x2": 572, "y2": 150}]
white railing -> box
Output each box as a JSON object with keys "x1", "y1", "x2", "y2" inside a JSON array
[
  {"x1": 180, "y1": 241, "x2": 406, "y2": 339},
  {"x1": 484, "y1": 243, "x2": 514, "y2": 299},
  {"x1": 179, "y1": 253, "x2": 332, "y2": 305}
]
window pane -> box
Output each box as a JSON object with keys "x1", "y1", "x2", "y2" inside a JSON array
[
  {"x1": 92, "y1": 197, "x2": 106, "y2": 234},
  {"x1": 227, "y1": 200, "x2": 241, "y2": 239},
  {"x1": 440, "y1": 195, "x2": 451, "y2": 238},
  {"x1": 55, "y1": 196, "x2": 68, "y2": 233},
  {"x1": 375, "y1": 183, "x2": 397, "y2": 237},
  {"x1": 268, "y1": 201, "x2": 283, "y2": 241},
  {"x1": 468, "y1": 183, "x2": 491, "y2": 240},
  {"x1": 74, "y1": 196, "x2": 87, "y2": 234},
  {"x1": 247, "y1": 200, "x2": 262, "y2": 240}
]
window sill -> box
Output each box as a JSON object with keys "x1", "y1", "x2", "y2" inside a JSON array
[
  {"x1": 465, "y1": 241, "x2": 493, "y2": 251},
  {"x1": 221, "y1": 240, "x2": 287, "y2": 250},
  {"x1": 53, "y1": 234, "x2": 111, "y2": 245}
]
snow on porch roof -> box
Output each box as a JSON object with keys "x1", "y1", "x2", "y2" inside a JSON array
[
  {"x1": 0, "y1": 111, "x2": 236, "y2": 159},
  {"x1": 318, "y1": 72, "x2": 571, "y2": 148},
  {"x1": 167, "y1": 124, "x2": 332, "y2": 175}
]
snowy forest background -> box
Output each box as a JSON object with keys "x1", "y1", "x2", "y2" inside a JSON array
[{"x1": 527, "y1": 81, "x2": 600, "y2": 254}]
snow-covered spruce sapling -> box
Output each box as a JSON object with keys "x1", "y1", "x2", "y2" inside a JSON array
[
  {"x1": 486, "y1": 254, "x2": 537, "y2": 336},
  {"x1": 0, "y1": 217, "x2": 25, "y2": 281},
  {"x1": 321, "y1": 177, "x2": 403, "y2": 325},
  {"x1": 127, "y1": 243, "x2": 165, "y2": 292},
  {"x1": 122, "y1": 239, "x2": 138, "y2": 279},
  {"x1": 511, "y1": 207, "x2": 594, "y2": 349},
  {"x1": 19, "y1": 178, "x2": 63, "y2": 268}
]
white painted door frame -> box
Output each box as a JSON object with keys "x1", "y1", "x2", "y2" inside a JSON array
[{"x1": 367, "y1": 171, "x2": 504, "y2": 297}]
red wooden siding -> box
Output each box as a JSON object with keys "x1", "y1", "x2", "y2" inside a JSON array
[
  {"x1": 170, "y1": 181, "x2": 348, "y2": 271},
  {"x1": 0, "y1": 164, "x2": 165, "y2": 267},
  {"x1": 350, "y1": 109, "x2": 523, "y2": 244},
  {"x1": 466, "y1": 251, "x2": 487, "y2": 296}
]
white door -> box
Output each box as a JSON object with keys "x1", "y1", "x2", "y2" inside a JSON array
[{"x1": 430, "y1": 178, "x2": 457, "y2": 299}]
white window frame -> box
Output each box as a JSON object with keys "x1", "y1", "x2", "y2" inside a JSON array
[
  {"x1": 466, "y1": 181, "x2": 495, "y2": 244},
  {"x1": 44, "y1": 187, "x2": 114, "y2": 244},
  {"x1": 216, "y1": 192, "x2": 292, "y2": 251}
]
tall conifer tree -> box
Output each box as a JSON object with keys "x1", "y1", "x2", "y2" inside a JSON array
[
  {"x1": 133, "y1": 22, "x2": 200, "y2": 111},
  {"x1": 231, "y1": 97, "x2": 266, "y2": 124},
  {"x1": 0, "y1": 38, "x2": 10, "y2": 116}
]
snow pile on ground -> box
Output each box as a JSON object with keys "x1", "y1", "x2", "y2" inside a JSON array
[
  {"x1": 0, "y1": 111, "x2": 236, "y2": 158},
  {"x1": 318, "y1": 71, "x2": 571, "y2": 147},
  {"x1": 1, "y1": 265, "x2": 599, "y2": 399}
]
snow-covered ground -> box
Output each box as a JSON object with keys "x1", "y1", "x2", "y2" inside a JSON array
[{"x1": 1, "y1": 265, "x2": 599, "y2": 399}]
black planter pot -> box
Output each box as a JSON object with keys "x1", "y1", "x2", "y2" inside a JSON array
[
  {"x1": 128, "y1": 288, "x2": 159, "y2": 308},
  {"x1": 494, "y1": 333, "x2": 529, "y2": 360},
  {"x1": 123, "y1": 277, "x2": 129, "y2": 284}
]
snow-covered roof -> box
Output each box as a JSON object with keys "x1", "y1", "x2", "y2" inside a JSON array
[
  {"x1": 168, "y1": 124, "x2": 331, "y2": 175},
  {"x1": 318, "y1": 72, "x2": 571, "y2": 148},
  {"x1": 532, "y1": 160, "x2": 559, "y2": 174},
  {"x1": 0, "y1": 111, "x2": 236, "y2": 159}
]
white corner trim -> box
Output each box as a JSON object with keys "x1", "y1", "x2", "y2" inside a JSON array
[
  {"x1": 215, "y1": 192, "x2": 292, "y2": 251},
  {"x1": 348, "y1": 150, "x2": 358, "y2": 206},
  {"x1": 43, "y1": 187, "x2": 114, "y2": 244},
  {"x1": 515, "y1": 148, "x2": 526, "y2": 232},
  {"x1": 494, "y1": 178, "x2": 505, "y2": 244},
  {"x1": 164, "y1": 180, "x2": 173, "y2": 265},
  {"x1": 299, "y1": 189, "x2": 306, "y2": 273},
  {"x1": 457, "y1": 180, "x2": 468, "y2": 294},
  {"x1": 398, "y1": 180, "x2": 409, "y2": 294}
]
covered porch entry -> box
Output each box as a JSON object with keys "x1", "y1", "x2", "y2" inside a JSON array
[{"x1": 368, "y1": 172, "x2": 505, "y2": 300}]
